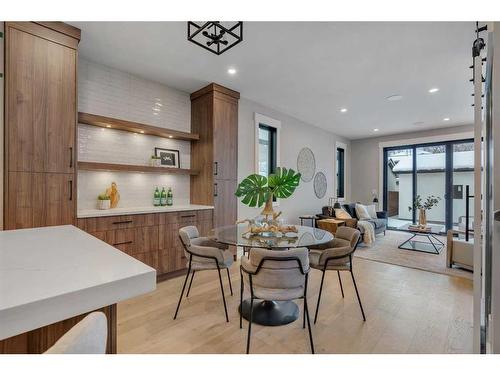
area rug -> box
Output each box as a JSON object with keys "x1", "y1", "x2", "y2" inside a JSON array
[{"x1": 353, "y1": 230, "x2": 472, "y2": 280}]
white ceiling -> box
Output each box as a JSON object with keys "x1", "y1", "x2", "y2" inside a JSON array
[{"x1": 70, "y1": 21, "x2": 476, "y2": 140}]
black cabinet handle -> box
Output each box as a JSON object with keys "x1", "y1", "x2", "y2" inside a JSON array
[
  {"x1": 214, "y1": 183, "x2": 218, "y2": 197},
  {"x1": 214, "y1": 162, "x2": 218, "y2": 176},
  {"x1": 180, "y1": 214, "x2": 196, "y2": 218},
  {"x1": 113, "y1": 240, "x2": 133, "y2": 246},
  {"x1": 69, "y1": 147, "x2": 73, "y2": 168},
  {"x1": 69, "y1": 180, "x2": 73, "y2": 201},
  {"x1": 112, "y1": 220, "x2": 133, "y2": 225}
]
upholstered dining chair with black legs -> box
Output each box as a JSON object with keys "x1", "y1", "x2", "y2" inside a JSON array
[
  {"x1": 308, "y1": 226, "x2": 365, "y2": 324},
  {"x1": 240, "y1": 247, "x2": 314, "y2": 354},
  {"x1": 174, "y1": 226, "x2": 234, "y2": 322}
]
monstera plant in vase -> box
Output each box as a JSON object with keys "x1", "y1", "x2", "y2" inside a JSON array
[{"x1": 235, "y1": 167, "x2": 301, "y2": 237}]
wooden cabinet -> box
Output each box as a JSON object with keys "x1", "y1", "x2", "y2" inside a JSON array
[
  {"x1": 4, "y1": 22, "x2": 80, "y2": 229},
  {"x1": 213, "y1": 94, "x2": 238, "y2": 180},
  {"x1": 77, "y1": 209, "x2": 214, "y2": 278},
  {"x1": 214, "y1": 179, "x2": 238, "y2": 229},
  {"x1": 5, "y1": 172, "x2": 74, "y2": 230},
  {"x1": 190, "y1": 83, "x2": 239, "y2": 229}
]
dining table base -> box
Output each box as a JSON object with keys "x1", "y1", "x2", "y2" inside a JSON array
[{"x1": 239, "y1": 299, "x2": 300, "y2": 326}]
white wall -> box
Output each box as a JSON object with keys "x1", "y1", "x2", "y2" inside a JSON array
[
  {"x1": 350, "y1": 125, "x2": 474, "y2": 205},
  {"x1": 77, "y1": 59, "x2": 192, "y2": 210},
  {"x1": 238, "y1": 98, "x2": 350, "y2": 225}
]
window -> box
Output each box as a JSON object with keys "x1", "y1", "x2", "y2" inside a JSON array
[
  {"x1": 336, "y1": 146, "x2": 345, "y2": 199},
  {"x1": 258, "y1": 124, "x2": 277, "y2": 177}
]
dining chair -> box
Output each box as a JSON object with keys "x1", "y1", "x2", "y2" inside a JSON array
[
  {"x1": 174, "y1": 225, "x2": 234, "y2": 322},
  {"x1": 240, "y1": 247, "x2": 314, "y2": 354},
  {"x1": 308, "y1": 226, "x2": 365, "y2": 323},
  {"x1": 44, "y1": 312, "x2": 107, "y2": 354}
]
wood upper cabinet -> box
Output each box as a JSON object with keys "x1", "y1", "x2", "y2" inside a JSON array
[
  {"x1": 6, "y1": 23, "x2": 77, "y2": 174},
  {"x1": 5, "y1": 172, "x2": 75, "y2": 230},
  {"x1": 213, "y1": 92, "x2": 238, "y2": 181}
]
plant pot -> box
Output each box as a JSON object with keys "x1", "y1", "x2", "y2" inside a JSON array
[
  {"x1": 98, "y1": 199, "x2": 111, "y2": 210},
  {"x1": 418, "y1": 209, "x2": 427, "y2": 227}
]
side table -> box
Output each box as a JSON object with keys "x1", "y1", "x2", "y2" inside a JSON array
[{"x1": 316, "y1": 218, "x2": 346, "y2": 236}]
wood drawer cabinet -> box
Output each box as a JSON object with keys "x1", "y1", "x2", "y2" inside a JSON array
[
  {"x1": 78, "y1": 209, "x2": 213, "y2": 277},
  {"x1": 76, "y1": 214, "x2": 158, "y2": 232}
]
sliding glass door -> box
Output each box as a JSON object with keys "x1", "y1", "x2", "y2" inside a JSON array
[
  {"x1": 416, "y1": 145, "x2": 447, "y2": 233},
  {"x1": 383, "y1": 139, "x2": 474, "y2": 233}
]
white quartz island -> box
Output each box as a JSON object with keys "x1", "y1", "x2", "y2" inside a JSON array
[{"x1": 0, "y1": 225, "x2": 156, "y2": 353}]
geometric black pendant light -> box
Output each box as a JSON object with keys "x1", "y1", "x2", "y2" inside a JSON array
[{"x1": 187, "y1": 22, "x2": 243, "y2": 55}]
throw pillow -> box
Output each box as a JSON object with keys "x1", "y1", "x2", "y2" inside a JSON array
[
  {"x1": 365, "y1": 204, "x2": 378, "y2": 219},
  {"x1": 355, "y1": 203, "x2": 372, "y2": 220},
  {"x1": 334, "y1": 208, "x2": 352, "y2": 219}
]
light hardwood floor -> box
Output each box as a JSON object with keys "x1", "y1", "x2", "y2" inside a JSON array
[{"x1": 117, "y1": 257, "x2": 473, "y2": 354}]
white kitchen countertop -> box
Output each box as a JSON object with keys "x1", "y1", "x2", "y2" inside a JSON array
[
  {"x1": 0, "y1": 225, "x2": 156, "y2": 340},
  {"x1": 77, "y1": 204, "x2": 214, "y2": 218}
]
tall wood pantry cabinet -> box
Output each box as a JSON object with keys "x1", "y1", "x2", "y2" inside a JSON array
[
  {"x1": 3, "y1": 22, "x2": 80, "y2": 229},
  {"x1": 190, "y1": 83, "x2": 239, "y2": 229}
]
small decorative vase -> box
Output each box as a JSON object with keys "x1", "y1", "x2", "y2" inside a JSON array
[
  {"x1": 418, "y1": 209, "x2": 427, "y2": 227},
  {"x1": 260, "y1": 195, "x2": 275, "y2": 222},
  {"x1": 98, "y1": 199, "x2": 111, "y2": 210}
]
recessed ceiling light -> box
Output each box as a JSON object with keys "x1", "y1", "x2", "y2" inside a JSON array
[
  {"x1": 428, "y1": 88, "x2": 439, "y2": 93},
  {"x1": 386, "y1": 94, "x2": 403, "y2": 101},
  {"x1": 106, "y1": 125, "x2": 111, "y2": 128},
  {"x1": 227, "y1": 68, "x2": 237, "y2": 75},
  {"x1": 168, "y1": 135, "x2": 173, "y2": 139},
  {"x1": 373, "y1": 128, "x2": 379, "y2": 132},
  {"x1": 340, "y1": 108, "x2": 347, "y2": 113},
  {"x1": 443, "y1": 117, "x2": 450, "y2": 121}
]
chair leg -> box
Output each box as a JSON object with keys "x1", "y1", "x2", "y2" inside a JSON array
[
  {"x1": 314, "y1": 270, "x2": 326, "y2": 324},
  {"x1": 303, "y1": 298, "x2": 306, "y2": 329},
  {"x1": 173, "y1": 266, "x2": 191, "y2": 320},
  {"x1": 240, "y1": 272, "x2": 244, "y2": 329},
  {"x1": 246, "y1": 297, "x2": 254, "y2": 354},
  {"x1": 186, "y1": 270, "x2": 196, "y2": 298},
  {"x1": 337, "y1": 270, "x2": 344, "y2": 298},
  {"x1": 304, "y1": 297, "x2": 315, "y2": 354},
  {"x1": 226, "y1": 268, "x2": 233, "y2": 296},
  {"x1": 217, "y1": 266, "x2": 229, "y2": 322},
  {"x1": 350, "y1": 271, "x2": 366, "y2": 321}
]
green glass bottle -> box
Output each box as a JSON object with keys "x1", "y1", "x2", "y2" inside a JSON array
[
  {"x1": 153, "y1": 187, "x2": 161, "y2": 207},
  {"x1": 160, "y1": 187, "x2": 167, "y2": 206},
  {"x1": 167, "y1": 187, "x2": 173, "y2": 206}
]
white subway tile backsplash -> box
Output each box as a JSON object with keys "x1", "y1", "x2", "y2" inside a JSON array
[
  {"x1": 78, "y1": 59, "x2": 192, "y2": 211},
  {"x1": 78, "y1": 171, "x2": 190, "y2": 210}
]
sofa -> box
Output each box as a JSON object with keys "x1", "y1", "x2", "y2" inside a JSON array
[{"x1": 317, "y1": 202, "x2": 388, "y2": 237}]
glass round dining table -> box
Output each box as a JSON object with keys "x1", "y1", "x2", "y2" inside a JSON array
[{"x1": 213, "y1": 224, "x2": 334, "y2": 327}]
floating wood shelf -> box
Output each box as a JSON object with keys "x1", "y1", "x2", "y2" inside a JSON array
[
  {"x1": 78, "y1": 112, "x2": 199, "y2": 141},
  {"x1": 78, "y1": 161, "x2": 199, "y2": 175}
]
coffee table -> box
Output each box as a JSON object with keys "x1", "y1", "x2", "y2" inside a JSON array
[{"x1": 398, "y1": 224, "x2": 444, "y2": 254}]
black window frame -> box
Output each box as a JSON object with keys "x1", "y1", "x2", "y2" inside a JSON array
[
  {"x1": 336, "y1": 146, "x2": 345, "y2": 199},
  {"x1": 258, "y1": 123, "x2": 277, "y2": 177}
]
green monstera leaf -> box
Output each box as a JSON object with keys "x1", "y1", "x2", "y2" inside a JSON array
[
  {"x1": 267, "y1": 167, "x2": 301, "y2": 199},
  {"x1": 235, "y1": 174, "x2": 271, "y2": 208}
]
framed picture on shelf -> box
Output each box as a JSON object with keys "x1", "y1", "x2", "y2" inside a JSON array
[{"x1": 154, "y1": 148, "x2": 180, "y2": 168}]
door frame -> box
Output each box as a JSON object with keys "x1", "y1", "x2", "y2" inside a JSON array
[{"x1": 382, "y1": 138, "x2": 474, "y2": 232}]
